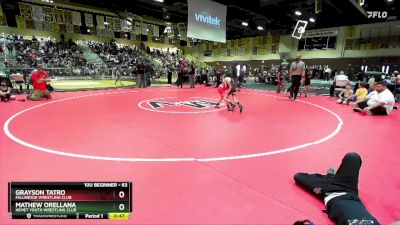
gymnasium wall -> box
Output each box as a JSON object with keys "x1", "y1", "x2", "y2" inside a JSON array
[{"x1": 184, "y1": 20, "x2": 400, "y2": 64}]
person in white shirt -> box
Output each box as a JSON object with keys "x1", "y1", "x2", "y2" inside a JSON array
[
  {"x1": 329, "y1": 71, "x2": 349, "y2": 97},
  {"x1": 353, "y1": 81, "x2": 395, "y2": 116},
  {"x1": 324, "y1": 65, "x2": 332, "y2": 81}
]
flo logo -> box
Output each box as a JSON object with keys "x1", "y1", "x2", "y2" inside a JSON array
[
  {"x1": 138, "y1": 97, "x2": 226, "y2": 114},
  {"x1": 367, "y1": 11, "x2": 388, "y2": 19}
]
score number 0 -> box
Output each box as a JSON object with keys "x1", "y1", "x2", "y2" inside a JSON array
[
  {"x1": 118, "y1": 191, "x2": 125, "y2": 210},
  {"x1": 118, "y1": 183, "x2": 128, "y2": 211}
]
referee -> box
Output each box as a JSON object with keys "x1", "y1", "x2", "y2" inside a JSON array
[{"x1": 289, "y1": 54, "x2": 306, "y2": 100}]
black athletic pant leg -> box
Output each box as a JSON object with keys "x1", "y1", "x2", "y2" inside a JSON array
[
  {"x1": 290, "y1": 75, "x2": 302, "y2": 99},
  {"x1": 331, "y1": 152, "x2": 361, "y2": 193},
  {"x1": 357, "y1": 102, "x2": 388, "y2": 115},
  {"x1": 294, "y1": 173, "x2": 333, "y2": 199}
]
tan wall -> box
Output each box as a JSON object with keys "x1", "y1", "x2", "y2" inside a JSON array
[{"x1": 184, "y1": 20, "x2": 400, "y2": 63}]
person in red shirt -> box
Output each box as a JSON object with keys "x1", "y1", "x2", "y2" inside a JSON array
[{"x1": 27, "y1": 65, "x2": 52, "y2": 101}]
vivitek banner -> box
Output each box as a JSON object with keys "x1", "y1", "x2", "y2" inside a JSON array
[{"x1": 187, "y1": 0, "x2": 227, "y2": 43}]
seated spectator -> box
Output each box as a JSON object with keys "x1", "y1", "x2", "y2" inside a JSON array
[
  {"x1": 0, "y1": 80, "x2": 15, "y2": 102},
  {"x1": 353, "y1": 81, "x2": 395, "y2": 116},
  {"x1": 395, "y1": 72, "x2": 400, "y2": 97},
  {"x1": 345, "y1": 82, "x2": 368, "y2": 105},
  {"x1": 294, "y1": 152, "x2": 380, "y2": 225},
  {"x1": 329, "y1": 71, "x2": 349, "y2": 97},
  {"x1": 27, "y1": 65, "x2": 52, "y2": 101},
  {"x1": 336, "y1": 84, "x2": 353, "y2": 104}
]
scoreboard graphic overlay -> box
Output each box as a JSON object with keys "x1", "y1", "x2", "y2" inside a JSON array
[{"x1": 8, "y1": 182, "x2": 132, "y2": 220}]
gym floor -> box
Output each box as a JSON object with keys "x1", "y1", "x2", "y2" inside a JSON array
[{"x1": 0, "y1": 86, "x2": 399, "y2": 224}]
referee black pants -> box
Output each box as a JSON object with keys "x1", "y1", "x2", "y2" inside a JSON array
[
  {"x1": 294, "y1": 153, "x2": 380, "y2": 225},
  {"x1": 290, "y1": 75, "x2": 302, "y2": 99}
]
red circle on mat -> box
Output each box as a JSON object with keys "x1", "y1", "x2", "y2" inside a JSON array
[{"x1": 6, "y1": 88, "x2": 340, "y2": 160}]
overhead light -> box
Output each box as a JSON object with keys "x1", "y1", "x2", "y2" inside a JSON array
[
  {"x1": 154, "y1": 0, "x2": 164, "y2": 2},
  {"x1": 87, "y1": 29, "x2": 90, "y2": 32},
  {"x1": 309, "y1": 18, "x2": 315, "y2": 22},
  {"x1": 104, "y1": 22, "x2": 109, "y2": 25},
  {"x1": 126, "y1": 21, "x2": 132, "y2": 26},
  {"x1": 295, "y1": 11, "x2": 302, "y2": 16},
  {"x1": 257, "y1": 26, "x2": 264, "y2": 30},
  {"x1": 242, "y1": 21, "x2": 248, "y2": 26},
  {"x1": 387, "y1": 0, "x2": 393, "y2": 2}
]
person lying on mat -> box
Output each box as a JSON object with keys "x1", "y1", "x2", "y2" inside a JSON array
[
  {"x1": 352, "y1": 81, "x2": 395, "y2": 116},
  {"x1": 294, "y1": 152, "x2": 380, "y2": 225}
]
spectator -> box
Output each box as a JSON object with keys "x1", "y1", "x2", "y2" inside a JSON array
[
  {"x1": 303, "y1": 69, "x2": 311, "y2": 97},
  {"x1": 136, "y1": 60, "x2": 146, "y2": 88},
  {"x1": 329, "y1": 71, "x2": 349, "y2": 97},
  {"x1": 230, "y1": 63, "x2": 239, "y2": 88},
  {"x1": 188, "y1": 64, "x2": 196, "y2": 88},
  {"x1": 353, "y1": 81, "x2": 395, "y2": 116},
  {"x1": 27, "y1": 65, "x2": 52, "y2": 101},
  {"x1": 145, "y1": 60, "x2": 153, "y2": 87},
  {"x1": 175, "y1": 62, "x2": 182, "y2": 88},
  {"x1": 345, "y1": 82, "x2": 368, "y2": 105},
  {"x1": 336, "y1": 84, "x2": 353, "y2": 104},
  {"x1": 0, "y1": 80, "x2": 13, "y2": 102}
]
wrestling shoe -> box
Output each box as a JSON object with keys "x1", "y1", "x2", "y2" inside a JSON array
[
  {"x1": 239, "y1": 105, "x2": 243, "y2": 113},
  {"x1": 353, "y1": 107, "x2": 362, "y2": 112},
  {"x1": 231, "y1": 103, "x2": 236, "y2": 111},
  {"x1": 215, "y1": 104, "x2": 220, "y2": 109}
]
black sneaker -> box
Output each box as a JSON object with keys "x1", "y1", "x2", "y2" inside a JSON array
[
  {"x1": 353, "y1": 107, "x2": 362, "y2": 112},
  {"x1": 239, "y1": 105, "x2": 243, "y2": 113}
]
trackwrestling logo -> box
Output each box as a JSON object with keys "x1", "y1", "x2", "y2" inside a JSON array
[
  {"x1": 148, "y1": 100, "x2": 217, "y2": 109},
  {"x1": 138, "y1": 97, "x2": 226, "y2": 114}
]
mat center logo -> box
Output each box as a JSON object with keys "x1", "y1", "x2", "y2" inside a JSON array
[{"x1": 138, "y1": 97, "x2": 225, "y2": 114}]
